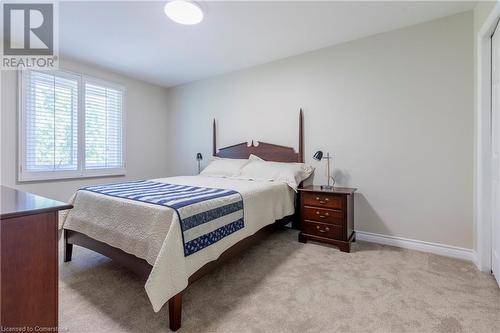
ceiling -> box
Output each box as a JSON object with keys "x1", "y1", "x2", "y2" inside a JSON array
[{"x1": 59, "y1": 1, "x2": 476, "y2": 87}]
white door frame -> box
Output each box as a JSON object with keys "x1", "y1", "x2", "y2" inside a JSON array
[{"x1": 476, "y1": 3, "x2": 500, "y2": 272}]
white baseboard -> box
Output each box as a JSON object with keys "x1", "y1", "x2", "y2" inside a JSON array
[{"x1": 355, "y1": 230, "x2": 475, "y2": 262}]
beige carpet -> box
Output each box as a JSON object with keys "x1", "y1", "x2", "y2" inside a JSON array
[{"x1": 59, "y1": 229, "x2": 500, "y2": 333}]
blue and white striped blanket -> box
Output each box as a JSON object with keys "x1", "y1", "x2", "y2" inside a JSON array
[{"x1": 80, "y1": 180, "x2": 244, "y2": 256}]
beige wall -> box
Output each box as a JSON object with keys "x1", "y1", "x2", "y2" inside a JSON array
[
  {"x1": 166, "y1": 12, "x2": 474, "y2": 248},
  {"x1": 0, "y1": 58, "x2": 170, "y2": 202}
]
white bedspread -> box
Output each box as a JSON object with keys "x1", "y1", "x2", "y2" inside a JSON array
[{"x1": 61, "y1": 176, "x2": 295, "y2": 312}]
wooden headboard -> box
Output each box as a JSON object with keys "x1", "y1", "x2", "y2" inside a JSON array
[{"x1": 213, "y1": 109, "x2": 304, "y2": 163}]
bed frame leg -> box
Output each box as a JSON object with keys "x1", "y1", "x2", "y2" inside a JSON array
[
  {"x1": 169, "y1": 292, "x2": 182, "y2": 331},
  {"x1": 64, "y1": 230, "x2": 73, "y2": 262}
]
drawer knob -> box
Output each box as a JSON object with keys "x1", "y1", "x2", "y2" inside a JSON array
[
  {"x1": 315, "y1": 197, "x2": 330, "y2": 204},
  {"x1": 316, "y1": 225, "x2": 330, "y2": 233},
  {"x1": 315, "y1": 211, "x2": 330, "y2": 218}
]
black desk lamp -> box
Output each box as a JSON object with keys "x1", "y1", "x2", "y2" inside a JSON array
[
  {"x1": 313, "y1": 151, "x2": 335, "y2": 190},
  {"x1": 196, "y1": 153, "x2": 203, "y2": 174}
]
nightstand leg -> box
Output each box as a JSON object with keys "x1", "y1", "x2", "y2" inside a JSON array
[
  {"x1": 339, "y1": 242, "x2": 351, "y2": 253},
  {"x1": 298, "y1": 232, "x2": 307, "y2": 243}
]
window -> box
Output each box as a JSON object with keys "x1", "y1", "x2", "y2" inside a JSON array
[
  {"x1": 19, "y1": 70, "x2": 125, "y2": 181},
  {"x1": 84, "y1": 80, "x2": 124, "y2": 171}
]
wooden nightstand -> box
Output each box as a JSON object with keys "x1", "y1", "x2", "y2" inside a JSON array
[{"x1": 298, "y1": 185, "x2": 357, "y2": 252}]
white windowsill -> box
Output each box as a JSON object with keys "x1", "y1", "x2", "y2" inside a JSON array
[{"x1": 18, "y1": 169, "x2": 126, "y2": 182}]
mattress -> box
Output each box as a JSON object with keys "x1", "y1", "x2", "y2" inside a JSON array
[{"x1": 61, "y1": 175, "x2": 295, "y2": 312}]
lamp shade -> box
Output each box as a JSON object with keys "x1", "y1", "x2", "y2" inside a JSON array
[
  {"x1": 313, "y1": 151, "x2": 323, "y2": 161},
  {"x1": 196, "y1": 153, "x2": 203, "y2": 161}
]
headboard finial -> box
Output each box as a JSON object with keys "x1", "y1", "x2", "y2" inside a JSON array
[
  {"x1": 299, "y1": 108, "x2": 304, "y2": 163},
  {"x1": 213, "y1": 119, "x2": 216, "y2": 157}
]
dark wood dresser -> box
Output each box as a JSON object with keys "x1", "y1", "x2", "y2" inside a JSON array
[
  {"x1": 298, "y1": 186, "x2": 357, "y2": 252},
  {"x1": 0, "y1": 186, "x2": 72, "y2": 331}
]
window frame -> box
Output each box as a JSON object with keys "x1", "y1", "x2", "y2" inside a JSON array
[{"x1": 17, "y1": 69, "x2": 126, "y2": 182}]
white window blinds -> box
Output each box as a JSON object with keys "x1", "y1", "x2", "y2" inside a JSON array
[
  {"x1": 84, "y1": 82, "x2": 124, "y2": 170},
  {"x1": 21, "y1": 70, "x2": 79, "y2": 173},
  {"x1": 19, "y1": 70, "x2": 125, "y2": 181}
]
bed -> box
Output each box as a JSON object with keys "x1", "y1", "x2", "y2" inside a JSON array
[{"x1": 61, "y1": 111, "x2": 305, "y2": 331}]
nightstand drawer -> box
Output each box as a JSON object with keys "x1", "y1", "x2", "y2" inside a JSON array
[
  {"x1": 302, "y1": 206, "x2": 343, "y2": 225},
  {"x1": 302, "y1": 192, "x2": 343, "y2": 209},
  {"x1": 302, "y1": 220, "x2": 342, "y2": 239}
]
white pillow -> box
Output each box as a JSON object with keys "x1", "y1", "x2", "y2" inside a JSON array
[
  {"x1": 200, "y1": 158, "x2": 250, "y2": 178},
  {"x1": 239, "y1": 159, "x2": 314, "y2": 191},
  {"x1": 249, "y1": 154, "x2": 264, "y2": 161}
]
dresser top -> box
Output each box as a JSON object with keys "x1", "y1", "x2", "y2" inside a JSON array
[
  {"x1": 0, "y1": 186, "x2": 73, "y2": 220},
  {"x1": 298, "y1": 185, "x2": 357, "y2": 195}
]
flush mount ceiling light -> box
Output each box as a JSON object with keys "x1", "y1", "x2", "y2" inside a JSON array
[{"x1": 164, "y1": 0, "x2": 203, "y2": 25}]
